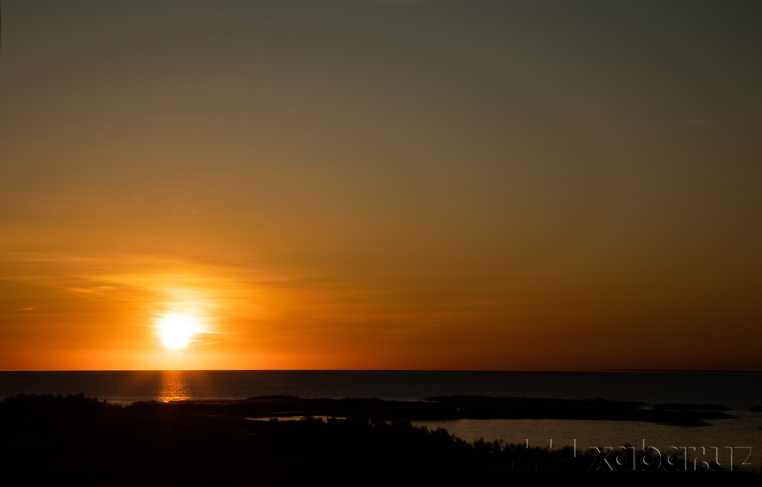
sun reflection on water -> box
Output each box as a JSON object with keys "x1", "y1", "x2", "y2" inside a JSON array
[{"x1": 158, "y1": 370, "x2": 193, "y2": 402}]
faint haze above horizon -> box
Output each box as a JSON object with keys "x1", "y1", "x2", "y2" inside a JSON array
[{"x1": 0, "y1": 0, "x2": 760, "y2": 371}]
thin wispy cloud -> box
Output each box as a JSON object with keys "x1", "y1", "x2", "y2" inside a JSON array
[
  {"x1": 357, "y1": 0, "x2": 465, "y2": 5},
  {"x1": 683, "y1": 119, "x2": 719, "y2": 127}
]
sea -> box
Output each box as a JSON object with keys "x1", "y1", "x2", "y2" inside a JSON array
[{"x1": 1, "y1": 370, "x2": 760, "y2": 472}]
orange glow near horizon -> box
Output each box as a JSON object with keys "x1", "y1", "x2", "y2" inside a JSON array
[{"x1": 0, "y1": 258, "x2": 762, "y2": 371}]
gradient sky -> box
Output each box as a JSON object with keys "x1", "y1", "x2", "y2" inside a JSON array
[{"x1": 1, "y1": 0, "x2": 761, "y2": 370}]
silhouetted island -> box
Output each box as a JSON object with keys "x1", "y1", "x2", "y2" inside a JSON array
[
  {"x1": 125, "y1": 394, "x2": 736, "y2": 426},
  {"x1": 0, "y1": 394, "x2": 757, "y2": 486}
]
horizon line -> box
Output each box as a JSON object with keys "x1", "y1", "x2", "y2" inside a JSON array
[{"x1": 2, "y1": 368, "x2": 761, "y2": 374}]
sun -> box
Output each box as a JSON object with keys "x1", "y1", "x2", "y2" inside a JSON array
[{"x1": 156, "y1": 312, "x2": 200, "y2": 350}]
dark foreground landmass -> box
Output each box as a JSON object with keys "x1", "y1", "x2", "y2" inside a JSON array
[{"x1": 0, "y1": 394, "x2": 757, "y2": 486}]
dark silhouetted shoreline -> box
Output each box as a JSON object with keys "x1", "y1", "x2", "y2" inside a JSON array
[
  {"x1": 0, "y1": 394, "x2": 757, "y2": 486},
  {"x1": 126, "y1": 394, "x2": 736, "y2": 426}
]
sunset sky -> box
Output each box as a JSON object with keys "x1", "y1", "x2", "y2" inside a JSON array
[{"x1": 1, "y1": 0, "x2": 761, "y2": 371}]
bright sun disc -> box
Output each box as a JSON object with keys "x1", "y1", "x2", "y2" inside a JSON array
[{"x1": 157, "y1": 313, "x2": 199, "y2": 350}]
